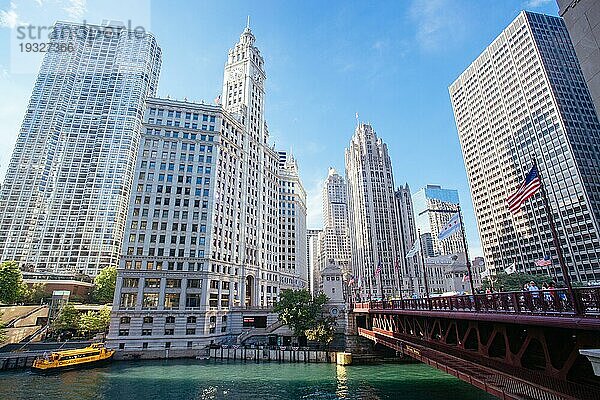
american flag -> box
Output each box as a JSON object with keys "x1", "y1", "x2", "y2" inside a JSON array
[
  {"x1": 507, "y1": 165, "x2": 541, "y2": 214},
  {"x1": 375, "y1": 261, "x2": 382, "y2": 276},
  {"x1": 534, "y1": 254, "x2": 552, "y2": 267},
  {"x1": 348, "y1": 276, "x2": 356, "y2": 286},
  {"x1": 394, "y1": 257, "x2": 399, "y2": 270}
]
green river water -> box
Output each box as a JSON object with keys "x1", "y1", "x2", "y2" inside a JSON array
[{"x1": 0, "y1": 359, "x2": 496, "y2": 399}]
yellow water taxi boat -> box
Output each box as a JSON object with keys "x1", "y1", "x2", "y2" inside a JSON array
[{"x1": 32, "y1": 343, "x2": 115, "y2": 373}]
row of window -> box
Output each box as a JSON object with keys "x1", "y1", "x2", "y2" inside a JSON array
[{"x1": 148, "y1": 109, "x2": 216, "y2": 122}]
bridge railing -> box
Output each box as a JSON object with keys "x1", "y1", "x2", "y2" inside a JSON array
[{"x1": 356, "y1": 286, "x2": 600, "y2": 317}]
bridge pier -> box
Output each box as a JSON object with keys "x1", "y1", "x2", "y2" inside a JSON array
[{"x1": 580, "y1": 349, "x2": 600, "y2": 377}]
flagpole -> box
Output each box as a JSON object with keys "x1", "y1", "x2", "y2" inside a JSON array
[
  {"x1": 378, "y1": 260, "x2": 383, "y2": 300},
  {"x1": 457, "y1": 206, "x2": 477, "y2": 306},
  {"x1": 536, "y1": 162, "x2": 580, "y2": 314},
  {"x1": 417, "y1": 229, "x2": 431, "y2": 309},
  {"x1": 396, "y1": 255, "x2": 404, "y2": 300}
]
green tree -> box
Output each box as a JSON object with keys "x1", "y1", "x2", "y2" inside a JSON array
[
  {"x1": 77, "y1": 306, "x2": 111, "y2": 337},
  {"x1": 52, "y1": 304, "x2": 80, "y2": 333},
  {"x1": 305, "y1": 318, "x2": 336, "y2": 344},
  {"x1": 92, "y1": 266, "x2": 117, "y2": 304},
  {"x1": 27, "y1": 283, "x2": 47, "y2": 304},
  {"x1": 0, "y1": 261, "x2": 24, "y2": 304},
  {"x1": 483, "y1": 272, "x2": 554, "y2": 291},
  {"x1": 273, "y1": 289, "x2": 331, "y2": 342}
]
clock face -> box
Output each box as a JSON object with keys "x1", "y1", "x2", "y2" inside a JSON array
[
  {"x1": 330, "y1": 307, "x2": 339, "y2": 317},
  {"x1": 230, "y1": 67, "x2": 243, "y2": 80}
]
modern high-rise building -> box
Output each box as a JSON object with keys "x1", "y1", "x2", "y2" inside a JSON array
[
  {"x1": 319, "y1": 168, "x2": 351, "y2": 277},
  {"x1": 0, "y1": 21, "x2": 162, "y2": 276},
  {"x1": 558, "y1": 0, "x2": 600, "y2": 117},
  {"x1": 345, "y1": 123, "x2": 416, "y2": 300},
  {"x1": 108, "y1": 25, "x2": 307, "y2": 353},
  {"x1": 449, "y1": 11, "x2": 600, "y2": 282},
  {"x1": 277, "y1": 151, "x2": 308, "y2": 289},
  {"x1": 307, "y1": 228, "x2": 322, "y2": 295},
  {"x1": 395, "y1": 185, "x2": 421, "y2": 296},
  {"x1": 412, "y1": 184, "x2": 463, "y2": 257}
]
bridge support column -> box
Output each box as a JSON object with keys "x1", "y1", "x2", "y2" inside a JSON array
[{"x1": 580, "y1": 349, "x2": 600, "y2": 377}]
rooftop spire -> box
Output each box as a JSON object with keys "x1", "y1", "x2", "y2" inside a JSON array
[{"x1": 240, "y1": 16, "x2": 255, "y2": 45}]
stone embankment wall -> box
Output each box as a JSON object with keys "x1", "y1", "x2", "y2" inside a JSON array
[{"x1": 209, "y1": 346, "x2": 337, "y2": 363}]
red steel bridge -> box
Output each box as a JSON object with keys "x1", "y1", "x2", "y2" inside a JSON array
[{"x1": 353, "y1": 287, "x2": 600, "y2": 400}]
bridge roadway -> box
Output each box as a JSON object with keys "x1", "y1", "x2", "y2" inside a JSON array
[{"x1": 353, "y1": 286, "x2": 600, "y2": 400}]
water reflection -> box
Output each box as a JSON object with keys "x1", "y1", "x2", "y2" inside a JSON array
[
  {"x1": 335, "y1": 365, "x2": 348, "y2": 398},
  {"x1": 0, "y1": 359, "x2": 496, "y2": 400}
]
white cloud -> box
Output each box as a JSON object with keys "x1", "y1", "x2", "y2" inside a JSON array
[
  {"x1": 410, "y1": 0, "x2": 464, "y2": 52},
  {"x1": 524, "y1": 0, "x2": 552, "y2": 8},
  {"x1": 64, "y1": 0, "x2": 86, "y2": 20},
  {"x1": 0, "y1": 2, "x2": 24, "y2": 28}
]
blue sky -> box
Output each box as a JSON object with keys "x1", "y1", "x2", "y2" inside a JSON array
[{"x1": 0, "y1": 0, "x2": 560, "y2": 257}]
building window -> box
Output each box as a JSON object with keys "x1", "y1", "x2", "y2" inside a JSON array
[
  {"x1": 186, "y1": 294, "x2": 201, "y2": 308},
  {"x1": 166, "y1": 316, "x2": 176, "y2": 324},
  {"x1": 143, "y1": 342, "x2": 148, "y2": 349},
  {"x1": 164, "y1": 293, "x2": 180, "y2": 309},
  {"x1": 186, "y1": 328, "x2": 196, "y2": 335},
  {"x1": 142, "y1": 329, "x2": 152, "y2": 336},
  {"x1": 209, "y1": 293, "x2": 218, "y2": 308},
  {"x1": 165, "y1": 342, "x2": 171, "y2": 349},
  {"x1": 119, "y1": 343, "x2": 125, "y2": 350},
  {"x1": 164, "y1": 329, "x2": 174, "y2": 335},
  {"x1": 142, "y1": 293, "x2": 159, "y2": 309},
  {"x1": 120, "y1": 316, "x2": 131, "y2": 324},
  {"x1": 143, "y1": 316, "x2": 153, "y2": 324},
  {"x1": 187, "y1": 279, "x2": 202, "y2": 288},
  {"x1": 123, "y1": 278, "x2": 139, "y2": 288},
  {"x1": 145, "y1": 278, "x2": 161, "y2": 288},
  {"x1": 166, "y1": 279, "x2": 181, "y2": 288},
  {"x1": 118, "y1": 329, "x2": 129, "y2": 336},
  {"x1": 120, "y1": 293, "x2": 137, "y2": 309},
  {"x1": 187, "y1": 316, "x2": 197, "y2": 323}
]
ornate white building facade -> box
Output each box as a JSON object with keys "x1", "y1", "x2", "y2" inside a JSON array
[
  {"x1": 108, "y1": 25, "x2": 306, "y2": 355},
  {"x1": 345, "y1": 123, "x2": 417, "y2": 300},
  {"x1": 278, "y1": 151, "x2": 308, "y2": 289},
  {"x1": 319, "y1": 168, "x2": 351, "y2": 278}
]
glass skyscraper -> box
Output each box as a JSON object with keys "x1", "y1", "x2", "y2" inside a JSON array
[
  {"x1": 0, "y1": 22, "x2": 162, "y2": 276},
  {"x1": 449, "y1": 11, "x2": 600, "y2": 282},
  {"x1": 412, "y1": 185, "x2": 463, "y2": 257}
]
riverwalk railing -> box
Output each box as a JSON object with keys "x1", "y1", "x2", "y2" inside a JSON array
[{"x1": 354, "y1": 287, "x2": 600, "y2": 317}]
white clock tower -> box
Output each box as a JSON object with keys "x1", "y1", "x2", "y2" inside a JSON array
[{"x1": 222, "y1": 20, "x2": 267, "y2": 143}]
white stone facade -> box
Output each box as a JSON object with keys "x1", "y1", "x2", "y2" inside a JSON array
[
  {"x1": 108, "y1": 26, "x2": 306, "y2": 353},
  {"x1": 307, "y1": 229, "x2": 322, "y2": 295},
  {"x1": 319, "y1": 168, "x2": 351, "y2": 278},
  {"x1": 345, "y1": 123, "x2": 416, "y2": 300},
  {"x1": 277, "y1": 152, "x2": 308, "y2": 289}
]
